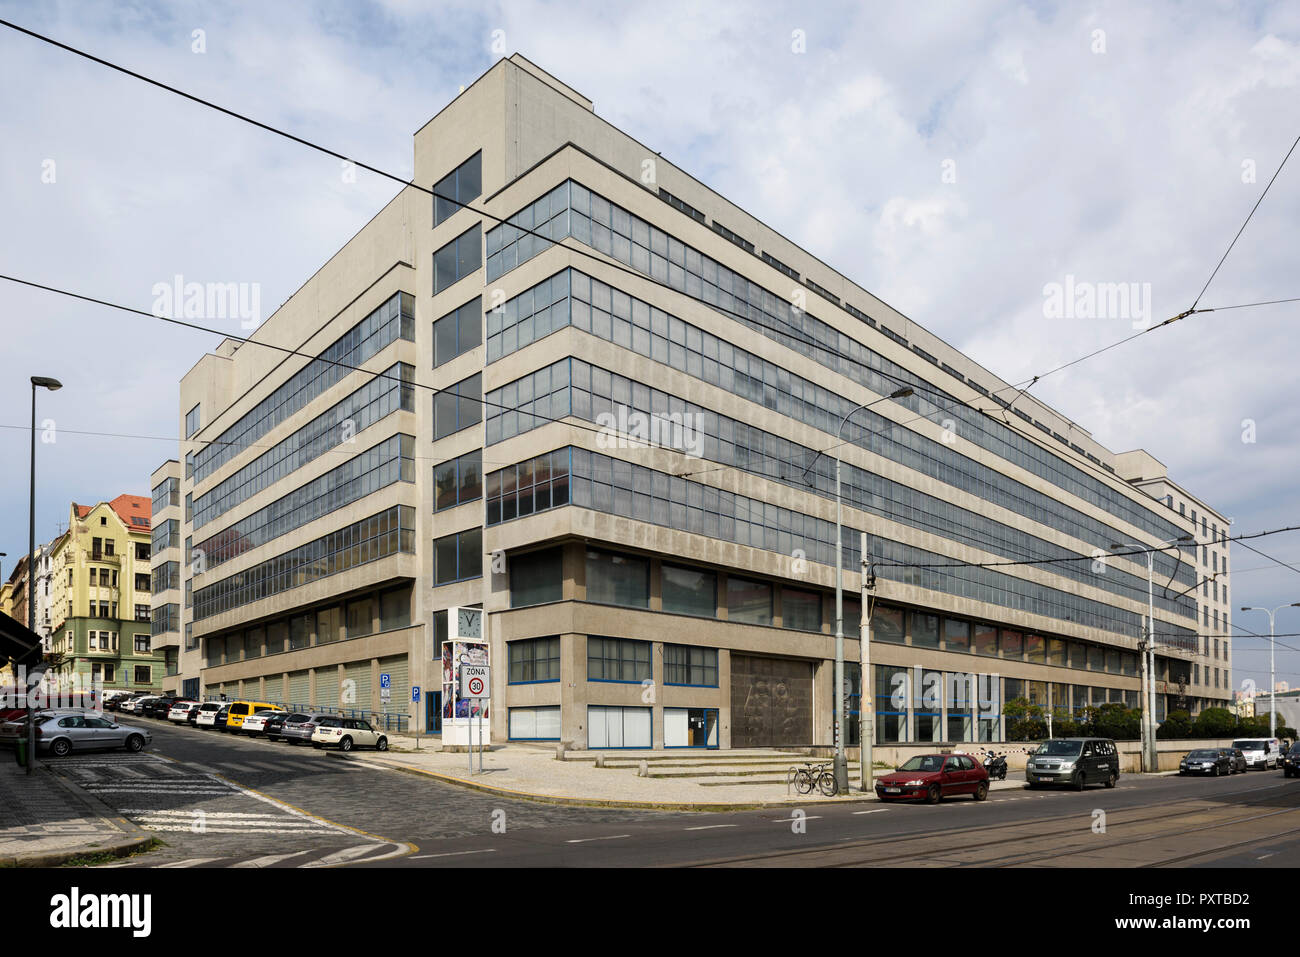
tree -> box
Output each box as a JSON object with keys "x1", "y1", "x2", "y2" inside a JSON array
[
  {"x1": 1157, "y1": 709, "x2": 1192, "y2": 739},
  {"x1": 1090, "y1": 702, "x2": 1140, "y2": 740},
  {"x1": 1193, "y1": 707, "x2": 1236, "y2": 738},
  {"x1": 1004, "y1": 697, "x2": 1047, "y2": 740}
]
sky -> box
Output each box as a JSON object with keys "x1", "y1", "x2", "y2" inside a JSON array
[{"x1": 0, "y1": 0, "x2": 1297, "y2": 693}]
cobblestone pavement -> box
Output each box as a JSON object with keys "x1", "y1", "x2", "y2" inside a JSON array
[{"x1": 78, "y1": 721, "x2": 674, "y2": 867}]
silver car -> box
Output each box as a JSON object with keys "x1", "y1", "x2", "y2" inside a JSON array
[
  {"x1": 279, "y1": 712, "x2": 342, "y2": 745},
  {"x1": 35, "y1": 713, "x2": 152, "y2": 756}
]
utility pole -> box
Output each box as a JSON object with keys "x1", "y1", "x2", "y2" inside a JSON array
[
  {"x1": 1112, "y1": 535, "x2": 1192, "y2": 774},
  {"x1": 859, "y1": 532, "x2": 874, "y2": 792},
  {"x1": 802, "y1": 386, "x2": 912, "y2": 797},
  {"x1": 1241, "y1": 604, "x2": 1300, "y2": 737},
  {"x1": 28, "y1": 376, "x2": 62, "y2": 773}
]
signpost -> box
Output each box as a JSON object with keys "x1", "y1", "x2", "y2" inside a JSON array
[{"x1": 461, "y1": 663, "x2": 490, "y2": 773}]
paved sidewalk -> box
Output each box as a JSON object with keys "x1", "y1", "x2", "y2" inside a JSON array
[
  {"x1": 356, "y1": 737, "x2": 1029, "y2": 810},
  {"x1": 0, "y1": 759, "x2": 154, "y2": 866}
]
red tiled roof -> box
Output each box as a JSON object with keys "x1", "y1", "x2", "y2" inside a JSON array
[
  {"x1": 109, "y1": 493, "x2": 151, "y2": 531},
  {"x1": 74, "y1": 504, "x2": 91, "y2": 518}
]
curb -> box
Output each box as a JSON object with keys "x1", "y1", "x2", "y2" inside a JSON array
[
  {"x1": 367, "y1": 757, "x2": 878, "y2": 811},
  {"x1": 1, "y1": 768, "x2": 156, "y2": 868}
]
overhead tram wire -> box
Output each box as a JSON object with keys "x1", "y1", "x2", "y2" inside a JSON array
[
  {"x1": 0, "y1": 17, "x2": 1199, "y2": 497},
  {"x1": 7, "y1": 17, "x2": 1297, "y2": 565},
  {"x1": 7, "y1": 15, "x2": 1288, "y2": 527},
  {"x1": 0, "y1": 273, "x2": 687, "y2": 460}
]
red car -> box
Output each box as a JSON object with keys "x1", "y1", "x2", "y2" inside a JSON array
[{"x1": 875, "y1": 753, "x2": 990, "y2": 803}]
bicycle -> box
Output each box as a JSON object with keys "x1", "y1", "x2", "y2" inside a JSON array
[{"x1": 792, "y1": 762, "x2": 839, "y2": 796}]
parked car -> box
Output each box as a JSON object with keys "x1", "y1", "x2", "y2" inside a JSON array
[
  {"x1": 1282, "y1": 744, "x2": 1300, "y2": 777},
  {"x1": 239, "y1": 709, "x2": 286, "y2": 737},
  {"x1": 166, "y1": 700, "x2": 199, "y2": 723},
  {"x1": 1025, "y1": 737, "x2": 1120, "y2": 790},
  {"x1": 33, "y1": 713, "x2": 151, "y2": 757},
  {"x1": 117, "y1": 694, "x2": 152, "y2": 715},
  {"x1": 1179, "y1": 748, "x2": 1233, "y2": 776},
  {"x1": 102, "y1": 692, "x2": 130, "y2": 712},
  {"x1": 279, "y1": 712, "x2": 342, "y2": 746},
  {"x1": 874, "y1": 753, "x2": 989, "y2": 803},
  {"x1": 222, "y1": 700, "x2": 280, "y2": 734},
  {"x1": 261, "y1": 711, "x2": 295, "y2": 741},
  {"x1": 0, "y1": 709, "x2": 86, "y2": 747},
  {"x1": 1228, "y1": 748, "x2": 1248, "y2": 774},
  {"x1": 1232, "y1": 738, "x2": 1280, "y2": 770},
  {"x1": 194, "y1": 702, "x2": 228, "y2": 729},
  {"x1": 188, "y1": 702, "x2": 218, "y2": 727},
  {"x1": 142, "y1": 697, "x2": 176, "y2": 719},
  {"x1": 310, "y1": 716, "x2": 390, "y2": 753}
]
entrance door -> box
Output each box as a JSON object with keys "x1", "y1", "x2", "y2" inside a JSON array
[{"x1": 426, "y1": 692, "x2": 442, "y2": 733}]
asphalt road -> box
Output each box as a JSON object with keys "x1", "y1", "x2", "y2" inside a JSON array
[{"x1": 61, "y1": 719, "x2": 1300, "y2": 868}]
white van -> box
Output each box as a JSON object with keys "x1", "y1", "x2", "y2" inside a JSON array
[{"x1": 1232, "y1": 738, "x2": 1280, "y2": 770}]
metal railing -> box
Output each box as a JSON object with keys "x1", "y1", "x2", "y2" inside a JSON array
[{"x1": 201, "y1": 696, "x2": 411, "y2": 733}]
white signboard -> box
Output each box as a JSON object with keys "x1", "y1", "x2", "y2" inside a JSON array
[{"x1": 461, "y1": 665, "x2": 490, "y2": 700}]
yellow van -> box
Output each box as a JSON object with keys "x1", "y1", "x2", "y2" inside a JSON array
[{"x1": 223, "y1": 701, "x2": 280, "y2": 732}]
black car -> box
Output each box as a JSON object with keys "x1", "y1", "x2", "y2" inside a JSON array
[
  {"x1": 143, "y1": 697, "x2": 177, "y2": 719},
  {"x1": 212, "y1": 705, "x2": 231, "y2": 731},
  {"x1": 1180, "y1": 748, "x2": 1233, "y2": 776},
  {"x1": 1282, "y1": 745, "x2": 1300, "y2": 777},
  {"x1": 262, "y1": 711, "x2": 296, "y2": 741}
]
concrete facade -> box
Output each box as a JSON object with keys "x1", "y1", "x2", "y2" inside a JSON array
[{"x1": 162, "y1": 55, "x2": 1221, "y2": 751}]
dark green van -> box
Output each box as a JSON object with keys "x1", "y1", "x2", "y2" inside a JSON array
[{"x1": 1025, "y1": 737, "x2": 1120, "y2": 790}]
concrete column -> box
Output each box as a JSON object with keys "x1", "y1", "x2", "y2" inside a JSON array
[
  {"x1": 563, "y1": 632, "x2": 585, "y2": 749},
  {"x1": 718, "y1": 647, "x2": 732, "y2": 749},
  {"x1": 370, "y1": 657, "x2": 380, "y2": 718}
]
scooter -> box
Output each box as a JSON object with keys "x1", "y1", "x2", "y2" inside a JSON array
[{"x1": 982, "y1": 749, "x2": 1008, "y2": 780}]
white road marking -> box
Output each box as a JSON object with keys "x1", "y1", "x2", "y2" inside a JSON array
[
  {"x1": 302, "y1": 844, "x2": 400, "y2": 867},
  {"x1": 410, "y1": 849, "x2": 498, "y2": 860},
  {"x1": 566, "y1": 834, "x2": 632, "y2": 843},
  {"x1": 82, "y1": 787, "x2": 235, "y2": 795},
  {"x1": 771, "y1": 816, "x2": 822, "y2": 822},
  {"x1": 157, "y1": 858, "x2": 221, "y2": 868},
  {"x1": 853, "y1": 809, "x2": 889, "y2": 815},
  {"x1": 685, "y1": 824, "x2": 738, "y2": 831},
  {"x1": 231, "y1": 852, "x2": 313, "y2": 868},
  {"x1": 137, "y1": 824, "x2": 339, "y2": 834}
]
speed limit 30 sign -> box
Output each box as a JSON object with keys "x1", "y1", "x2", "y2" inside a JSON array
[{"x1": 461, "y1": 664, "x2": 490, "y2": 699}]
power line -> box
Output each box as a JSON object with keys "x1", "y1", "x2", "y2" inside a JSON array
[
  {"x1": 0, "y1": 273, "x2": 688, "y2": 461},
  {"x1": 1, "y1": 14, "x2": 1257, "y2": 514},
  {"x1": 1191, "y1": 131, "x2": 1300, "y2": 310},
  {"x1": 872, "y1": 523, "x2": 1300, "y2": 572},
  {"x1": 7, "y1": 15, "x2": 1294, "y2": 589}
]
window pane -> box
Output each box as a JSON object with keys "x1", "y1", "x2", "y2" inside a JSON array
[
  {"x1": 783, "y1": 588, "x2": 822, "y2": 632},
  {"x1": 586, "y1": 550, "x2": 648, "y2": 607},
  {"x1": 727, "y1": 576, "x2": 771, "y2": 625},
  {"x1": 661, "y1": 564, "x2": 716, "y2": 617}
]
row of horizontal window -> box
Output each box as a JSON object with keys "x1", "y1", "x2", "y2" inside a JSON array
[
  {"x1": 203, "y1": 585, "x2": 412, "y2": 666},
  {"x1": 483, "y1": 179, "x2": 1189, "y2": 549},
  {"x1": 193, "y1": 434, "x2": 415, "y2": 572},
  {"x1": 508, "y1": 635, "x2": 718, "y2": 687},
  {"x1": 195, "y1": 292, "x2": 414, "y2": 483},
  {"x1": 483, "y1": 265, "x2": 1193, "y2": 590},
  {"x1": 544, "y1": 446, "x2": 1194, "y2": 643},
  {"x1": 480, "y1": 345, "x2": 1193, "y2": 618},
  {"x1": 192, "y1": 506, "x2": 416, "y2": 621},
  {"x1": 194, "y1": 363, "x2": 414, "y2": 531},
  {"x1": 151, "y1": 477, "x2": 179, "y2": 513},
  {"x1": 505, "y1": 542, "x2": 1161, "y2": 675}
]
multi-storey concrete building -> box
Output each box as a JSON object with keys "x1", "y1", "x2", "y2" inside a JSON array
[
  {"x1": 163, "y1": 55, "x2": 1219, "y2": 750},
  {"x1": 150, "y1": 459, "x2": 188, "y2": 697},
  {"x1": 48, "y1": 496, "x2": 160, "y2": 694}
]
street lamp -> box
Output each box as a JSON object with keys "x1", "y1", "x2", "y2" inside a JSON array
[
  {"x1": 1240, "y1": 603, "x2": 1300, "y2": 738},
  {"x1": 803, "y1": 385, "x2": 913, "y2": 795},
  {"x1": 27, "y1": 375, "x2": 61, "y2": 774},
  {"x1": 1111, "y1": 535, "x2": 1193, "y2": 774}
]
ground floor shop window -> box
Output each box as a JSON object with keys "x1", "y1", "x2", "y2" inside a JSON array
[
  {"x1": 588, "y1": 705, "x2": 651, "y2": 748},
  {"x1": 665, "y1": 708, "x2": 718, "y2": 748},
  {"x1": 509, "y1": 706, "x2": 560, "y2": 741}
]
